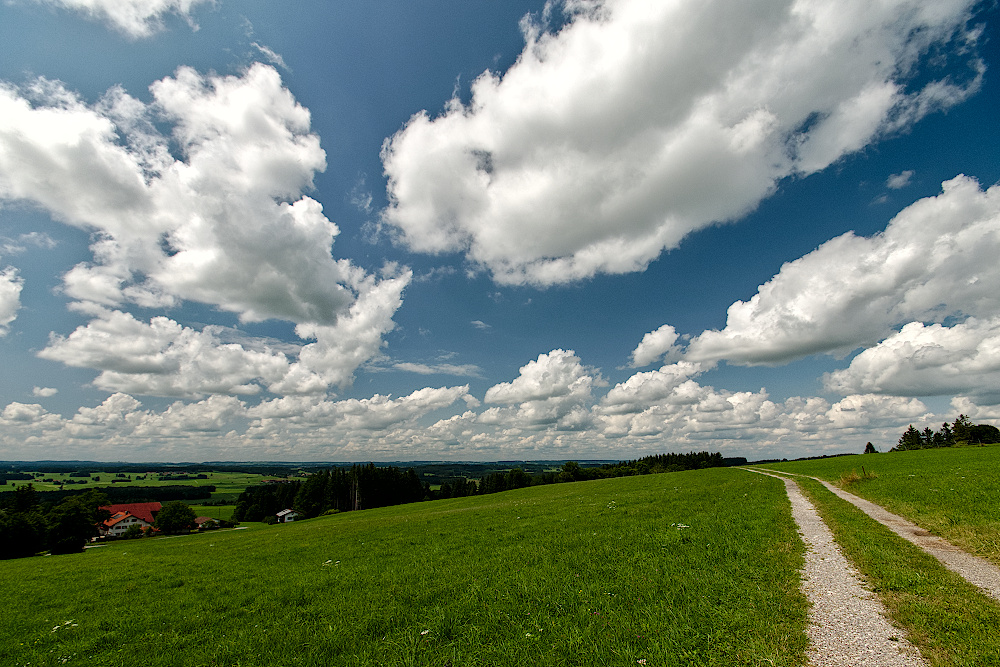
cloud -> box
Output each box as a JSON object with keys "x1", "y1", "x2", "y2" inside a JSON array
[
  {"x1": 247, "y1": 385, "x2": 476, "y2": 432},
  {"x1": 393, "y1": 362, "x2": 483, "y2": 378},
  {"x1": 471, "y1": 320, "x2": 491, "y2": 330},
  {"x1": 0, "y1": 267, "x2": 22, "y2": 335},
  {"x1": 886, "y1": 170, "x2": 915, "y2": 189},
  {"x1": 1, "y1": 232, "x2": 57, "y2": 254},
  {"x1": 595, "y1": 359, "x2": 931, "y2": 450},
  {"x1": 32, "y1": 387, "x2": 58, "y2": 397},
  {"x1": 0, "y1": 64, "x2": 365, "y2": 324},
  {"x1": 629, "y1": 324, "x2": 681, "y2": 367},
  {"x1": 38, "y1": 310, "x2": 302, "y2": 397},
  {"x1": 683, "y1": 176, "x2": 1000, "y2": 365},
  {"x1": 286, "y1": 271, "x2": 410, "y2": 392},
  {"x1": 600, "y1": 361, "x2": 706, "y2": 415},
  {"x1": 134, "y1": 395, "x2": 246, "y2": 435},
  {"x1": 0, "y1": 65, "x2": 410, "y2": 394},
  {"x1": 33, "y1": 0, "x2": 212, "y2": 38},
  {"x1": 381, "y1": 0, "x2": 982, "y2": 285},
  {"x1": 483, "y1": 349, "x2": 601, "y2": 429},
  {"x1": 251, "y1": 43, "x2": 289, "y2": 72},
  {"x1": 825, "y1": 317, "x2": 1000, "y2": 403}
]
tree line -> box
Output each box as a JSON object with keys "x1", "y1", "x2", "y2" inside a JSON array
[
  {"x1": 892, "y1": 414, "x2": 1000, "y2": 451},
  {"x1": 0, "y1": 485, "x2": 112, "y2": 559},
  {"x1": 0, "y1": 483, "x2": 215, "y2": 505},
  {"x1": 234, "y1": 451, "x2": 740, "y2": 522}
]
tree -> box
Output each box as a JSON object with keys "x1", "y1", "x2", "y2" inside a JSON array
[
  {"x1": 154, "y1": 501, "x2": 197, "y2": 534},
  {"x1": 895, "y1": 425, "x2": 923, "y2": 451},
  {"x1": 0, "y1": 509, "x2": 47, "y2": 559},
  {"x1": 969, "y1": 423, "x2": 1000, "y2": 444},
  {"x1": 47, "y1": 490, "x2": 110, "y2": 555},
  {"x1": 864, "y1": 442, "x2": 877, "y2": 454},
  {"x1": 953, "y1": 414, "x2": 973, "y2": 443},
  {"x1": 11, "y1": 483, "x2": 39, "y2": 513}
]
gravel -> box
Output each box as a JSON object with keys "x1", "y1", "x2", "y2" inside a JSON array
[{"x1": 752, "y1": 470, "x2": 927, "y2": 666}]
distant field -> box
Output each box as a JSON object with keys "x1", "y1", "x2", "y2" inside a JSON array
[
  {"x1": 184, "y1": 504, "x2": 236, "y2": 521},
  {"x1": 0, "y1": 469, "x2": 809, "y2": 666},
  {"x1": 2, "y1": 472, "x2": 272, "y2": 511},
  {"x1": 3, "y1": 471, "x2": 270, "y2": 494},
  {"x1": 758, "y1": 446, "x2": 1000, "y2": 566}
]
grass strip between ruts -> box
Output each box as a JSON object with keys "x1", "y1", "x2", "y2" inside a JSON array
[{"x1": 791, "y1": 475, "x2": 1000, "y2": 667}]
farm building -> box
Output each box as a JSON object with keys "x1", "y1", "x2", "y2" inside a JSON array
[
  {"x1": 276, "y1": 509, "x2": 299, "y2": 523},
  {"x1": 98, "y1": 502, "x2": 162, "y2": 537}
]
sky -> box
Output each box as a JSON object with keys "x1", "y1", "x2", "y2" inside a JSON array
[{"x1": 0, "y1": 0, "x2": 999, "y2": 462}]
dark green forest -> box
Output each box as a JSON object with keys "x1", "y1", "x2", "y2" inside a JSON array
[{"x1": 892, "y1": 414, "x2": 1000, "y2": 451}]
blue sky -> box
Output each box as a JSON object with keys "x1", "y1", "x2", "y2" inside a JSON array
[{"x1": 1, "y1": 0, "x2": 999, "y2": 462}]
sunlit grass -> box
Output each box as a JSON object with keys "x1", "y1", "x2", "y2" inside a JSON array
[
  {"x1": 758, "y1": 446, "x2": 1000, "y2": 565},
  {"x1": 1, "y1": 469, "x2": 808, "y2": 666}
]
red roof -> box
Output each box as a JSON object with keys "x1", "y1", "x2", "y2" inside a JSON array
[{"x1": 101, "y1": 502, "x2": 161, "y2": 525}]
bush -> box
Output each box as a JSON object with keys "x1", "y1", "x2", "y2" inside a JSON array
[{"x1": 839, "y1": 467, "x2": 877, "y2": 487}]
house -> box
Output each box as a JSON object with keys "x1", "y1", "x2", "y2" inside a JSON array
[
  {"x1": 276, "y1": 509, "x2": 298, "y2": 523},
  {"x1": 98, "y1": 502, "x2": 162, "y2": 537}
]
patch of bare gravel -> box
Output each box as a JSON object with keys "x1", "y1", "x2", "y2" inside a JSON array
[
  {"x1": 813, "y1": 478, "x2": 1000, "y2": 603},
  {"x1": 751, "y1": 470, "x2": 926, "y2": 667}
]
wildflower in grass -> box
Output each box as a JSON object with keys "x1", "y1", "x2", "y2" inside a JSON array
[
  {"x1": 638, "y1": 660, "x2": 647, "y2": 665},
  {"x1": 420, "y1": 630, "x2": 430, "y2": 636}
]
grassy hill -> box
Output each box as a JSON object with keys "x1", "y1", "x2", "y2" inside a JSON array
[{"x1": 1, "y1": 468, "x2": 809, "y2": 666}]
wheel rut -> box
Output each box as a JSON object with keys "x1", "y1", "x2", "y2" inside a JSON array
[
  {"x1": 749, "y1": 469, "x2": 926, "y2": 666},
  {"x1": 812, "y1": 477, "x2": 1000, "y2": 603}
]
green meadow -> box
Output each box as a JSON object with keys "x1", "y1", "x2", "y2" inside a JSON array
[
  {"x1": 1, "y1": 469, "x2": 809, "y2": 667},
  {"x1": 758, "y1": 446, "x2": 1000, "y2": 566}
]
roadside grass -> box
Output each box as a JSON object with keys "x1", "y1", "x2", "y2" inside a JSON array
[
  {"x1": 758, "y1": 447, "x2": 1000, "y2": 566},
  {"x1": 0, "y1": 469, "x2": 808, "y2": 667},
  {"x1": 790, "y1": 476, "x2": 1000, "y2": 666}
]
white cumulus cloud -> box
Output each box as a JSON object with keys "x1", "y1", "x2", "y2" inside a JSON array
[
  {"x1": 0, "y1": 64, "x2": 410, "y2": 395},
  {"x1": 0, "y1": 267, "x2": 23, "y2": 335},
  {"x1": 683, "y1": 176, "x2": 1000, "y2": 365},
  {"x1": 33, "y1": 0, "x2": 212, "y2": 38},
  {"x1": 381, "y1": 0, "x2": 982, "y2": 285},
  {"x1": 38, "y1": 310, "x2": 302, "y2": 398},
  {"x1": 629, "y1": 324, "x2": 681, "y2": 367},
  {"x1": 825, "y1": 318, "x2": 1000, "y2": 403},
  {"x1": 483, "y1": 349, "x2": 601, "y2": 430}
]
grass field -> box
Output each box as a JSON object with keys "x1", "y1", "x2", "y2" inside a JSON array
[
  {"x1": 183, "y1": 504, "x2": 236, "y2": 521},
  {"x1": 0, "y1": 469, "x2": 809, "y2": 667},
  {"x1": 758, "y1": 446, "x2": 1000, "y2": 566}
]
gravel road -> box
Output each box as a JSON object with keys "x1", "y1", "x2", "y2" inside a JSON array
[{"x1": 751, "y1": 470, "x2": 927, "y2": 666}]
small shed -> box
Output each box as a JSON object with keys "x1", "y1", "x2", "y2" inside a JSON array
[{"x1": 276, "y1": 509, "x2": 299, "y2": 523}]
